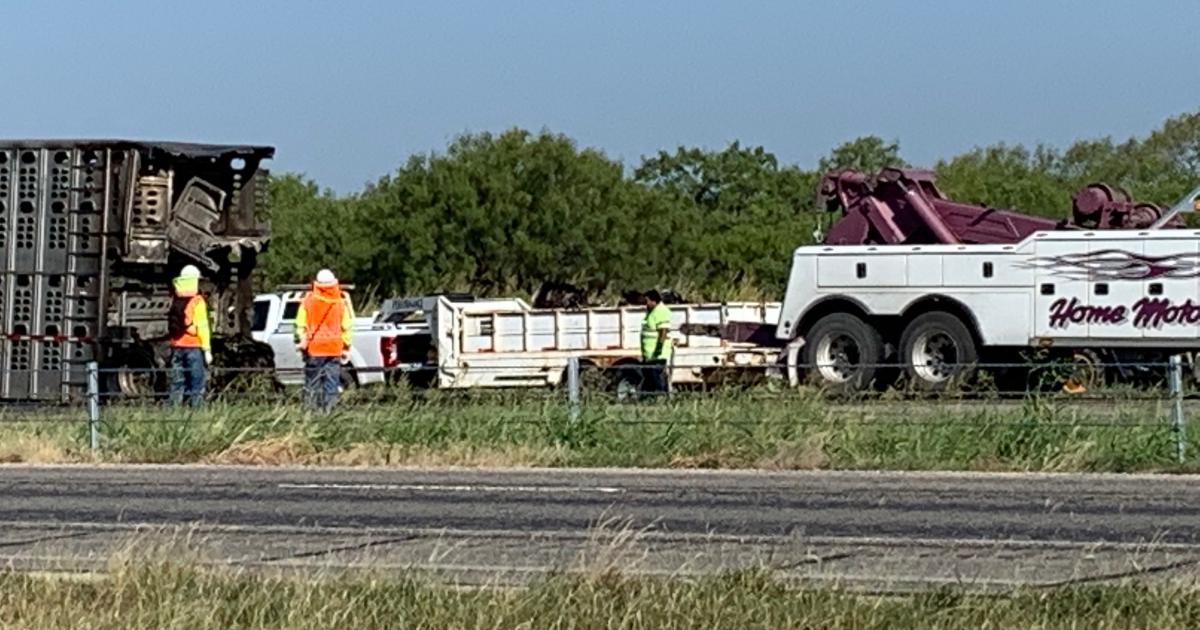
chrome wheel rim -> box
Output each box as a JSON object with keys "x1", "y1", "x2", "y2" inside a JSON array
[
  {"x1": 814, "y1": 333, "x2": 861, "y2": 383},
  {"x1": 910, "y1": 331, "x2": 959, "y2": 383},
  {"x1": 117, "y1": 368, "x2": 155, "y2": 397}
]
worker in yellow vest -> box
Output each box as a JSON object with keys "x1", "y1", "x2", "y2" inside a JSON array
[
  {"x1": 295, "y1": 269, "x2": 354, "y2": 411},
  {"x1": 640, "y1": 289, "x2": 673, "y2": 397},
  {"x1": 167, "y1": 265, "x2": 212, "y2": 406}
]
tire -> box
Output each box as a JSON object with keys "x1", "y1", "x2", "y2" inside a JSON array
[
  {"x1": 1049, "y1": 349, "x2": 1104, "y2": 394},
  {"x1": 801, "y1": 313, "x2": 883, "y2": 392},
  {"x1": 339, "y1": 365, "x2": 357, "y2": 392},
  {"x1": 103, "y1": 344, "x2": 167, "y2": 402},
  {"x1": 609, "y1": 363, "x2": 643, "y2": 403},
  {"x1": 562, "y1": 360, "x2": 606, "y2": 392},
  {"x1": 1024, "y1": 349, "x2": 1106, "y2": 394},
  {"x1": 899, "y1": 312, "x2": 978, "y2": 391}
]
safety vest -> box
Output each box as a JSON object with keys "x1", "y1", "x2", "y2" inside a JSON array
[
  {"x1": 170, "y1": 295, "x2": 208, "y2": 349},
  {"x1": 641, "y1": 303, "x2": 673, "y2": 361},
  {"x1": 299, "y1": 290, "x2": 349, "y2": 357}
]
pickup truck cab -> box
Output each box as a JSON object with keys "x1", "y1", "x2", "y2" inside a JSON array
[{"x1": 250, "y1": 291, "x2": 406, "y2": 387}]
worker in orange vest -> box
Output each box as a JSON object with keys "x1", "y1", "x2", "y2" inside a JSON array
[
  {"x1": 167, "y1": 265, "x2": 212, "y2": 406},
  {"x1": 294, "y1": 269, "x2": 354, "y2": 411}
]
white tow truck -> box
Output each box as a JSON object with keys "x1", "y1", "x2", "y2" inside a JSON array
[
  {"x1": 775, "y1": 168, "x2": 1200, "y2": 391},
  {"x1": 375, "y1": 295, "x2": 783, "y2": 390}
]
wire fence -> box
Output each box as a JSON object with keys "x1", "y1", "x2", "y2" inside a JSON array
[{"x1": 0, "y1": 357, "x2": 1192, "y2": 461}]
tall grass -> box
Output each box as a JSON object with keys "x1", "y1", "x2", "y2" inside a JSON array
[
  {"x1": 0, "y1": 387, "x2": 1188, "y2": 472},
  {"x1": 1, "y1": 560, "x2": 1199, "y2": 629}
]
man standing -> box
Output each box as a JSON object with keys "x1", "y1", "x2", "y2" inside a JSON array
[
  {"x1": 640, "y1": 289, "x2": 673, "y2": 396},
  {"x1": 168, "y1": 265, "x2": 211, "y2": 407},
  {"x1": 295, "y1": 269, "x2": 353, "y2": 412}
]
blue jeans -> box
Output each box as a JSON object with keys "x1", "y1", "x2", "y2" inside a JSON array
[
  {"x1": 640, "y1": 359, "x2": 668, "y2": 397},
  {"x1": 169, "y1": 347, "x2": 206, "y2": 407},
  {"x1": 304, "y1": 356, "x2": 341, "y2": 412}
]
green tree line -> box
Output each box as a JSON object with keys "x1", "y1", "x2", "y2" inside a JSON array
[{"x1": 262, "y1": 111, "x2": 1200, "y2": 302}]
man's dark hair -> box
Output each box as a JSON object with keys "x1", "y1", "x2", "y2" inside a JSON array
[{"x1": 644, "y1": 289, "x2": 662, "y2": 303}]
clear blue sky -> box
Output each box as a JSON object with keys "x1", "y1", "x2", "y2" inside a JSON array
[{"x1": 2, "y1": 1, "x2": 1196, "y2": 192}]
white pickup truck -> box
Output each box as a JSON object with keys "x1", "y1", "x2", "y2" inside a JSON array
[{"x1": 250, "y1": 292, "x2": 425, "y2": 387}]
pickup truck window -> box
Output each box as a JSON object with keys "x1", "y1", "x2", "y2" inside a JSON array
[
  {"x1": 282, "y1": 301, "x2": 300, "y2": 321},
  {"x1": 251, "y1": 301, "x2": 271, "y2": 332},
  {"x1": 384, "y1": 310, "x2": 428, "y2": 324}
]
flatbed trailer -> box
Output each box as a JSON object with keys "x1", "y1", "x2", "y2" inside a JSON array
[{"x1": 377, "y1": 296, "x2": 783, "y2": 389}]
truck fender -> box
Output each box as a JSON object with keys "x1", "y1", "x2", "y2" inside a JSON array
[
  {"x1": 345, "y1": 346, "x2": 368, "y2": 385},
  {"x1": 784, "y1": 295, "x2": 872, "y2": 341}
]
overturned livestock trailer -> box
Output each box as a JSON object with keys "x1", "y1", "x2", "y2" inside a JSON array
[{"x1": 0, "y1": 140, "x2": 274, "y2": 401}]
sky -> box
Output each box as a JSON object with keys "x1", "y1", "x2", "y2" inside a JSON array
[{"x1": 1, "y1": 1, "x2": 1197, "y2": 193}]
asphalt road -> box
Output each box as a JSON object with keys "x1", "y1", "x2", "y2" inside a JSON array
[{"x1": 2, "y1": 465, "x2": 1200, "y2": 590}]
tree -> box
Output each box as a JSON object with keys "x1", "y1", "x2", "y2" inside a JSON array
[
  {"x1": 818, "y1": 136, "x2": 905, "y2": 174},
  {"x1": 935, "y1": 144, "x2": 1069, "y2": 217},
  {"x1": 1140, "y1": 110, "x2": 1200, "y2": 204},
  {"x1": 635, "y1": 142, "x2": 819, "y2": 295},
  {"x1": 260, "y1": 174, "x2": 354, "y2": 288},
  {"x1": 349, "y1": 129, "x2": 660, "y2": 297}
]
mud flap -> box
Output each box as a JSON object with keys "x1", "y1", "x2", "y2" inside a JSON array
[{"x1": 785, "y1": 338, "x2": 806, "y2": 388}]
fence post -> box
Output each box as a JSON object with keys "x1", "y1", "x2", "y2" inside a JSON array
[
  {"x1": 87, "y1": 361, "x2": 100, "y2": 453},
  {"x1": 567, "y1": 356, "x2": 581, "y2": 424},
  {"x1": 666, "y1": 353, "x2": 675, "y2": 399},
  {"x1": 1169, "y1": 354, "x2": 1186, "y2": 464}
]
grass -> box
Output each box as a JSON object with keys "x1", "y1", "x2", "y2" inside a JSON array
[
  {"x1": 2, "y1": 559, "x2": 1200, "y2": 629},
  {"x1": 0, "y1": 385, "x2": 1192, "y2": 473}
]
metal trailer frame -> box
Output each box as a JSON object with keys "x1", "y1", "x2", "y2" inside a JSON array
[{"x1": 385, "y1": 296, "x2": 785, "y2": 389}]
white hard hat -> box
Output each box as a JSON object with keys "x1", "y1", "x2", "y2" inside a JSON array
[
  {"x1": 180, "y1": 265, "x2": 201, "y2": 279},
  {"x1": 315, "y1": 269, "x2": 337, "y2": 284}
]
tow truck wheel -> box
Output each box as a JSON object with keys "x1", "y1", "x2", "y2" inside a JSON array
[
  {"x1": 801, "y1": 313, "x2": 883, "y2": 392},
  {"x1": 900, "y1": 312, "x2": 978, "y2": 390},
  {"x1": 1061, "y1": 350, "x2": 1105, "y2": 394}
]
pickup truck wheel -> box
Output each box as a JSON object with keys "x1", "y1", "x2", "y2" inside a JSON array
[
  {"x1": 802, "y1": 313, "x2": 883, "y2": 392},
  {"x1": 339, "y1": 365, "x2": 357, "y2": 392},
  {"x1": 900, "y1": 312, "x2": 977, "y2": 390}
]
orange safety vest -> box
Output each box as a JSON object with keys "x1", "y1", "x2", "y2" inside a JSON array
[
  {"x1": 170, "y1": 295, "x2": 206, "y2": 349},
  {"x1": 300, "y1": 291, "x2": 348, "y2": 357}
]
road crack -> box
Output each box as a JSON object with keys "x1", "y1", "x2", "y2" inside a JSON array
[
  {"x1": 1037, "y1": 556, "x2": 1200, "y2": 588},
  {"x1": 0, "y1": 531, "x2": 94, "y2": 549},
  {"x1": 770, "y1": 552, "x2": 855, "y2": 571},
  {"x1": 250, "y1": 535, "x2": 421, "y2": 564}
]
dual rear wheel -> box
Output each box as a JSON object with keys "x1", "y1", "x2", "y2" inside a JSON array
[{"x1": 801, "y1": 311, "x2": 977, "y2": 392}]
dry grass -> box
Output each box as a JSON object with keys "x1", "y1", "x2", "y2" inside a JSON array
[
  {"x1": 0, "y1": 436, "x2": 73, "y2": 464},
  {"x1": 2, "y1": 557, "x2": 1200, "y2": 629},
  {"x1": 204, "y1": 434, "x2": 318, "y2": 465},
  {"x1": 0, "y1": 427, "x2": 81, "y2": 464},
  {"x1": 204, "y1": 433, "x2": 567, "y2": 468},
  {"x1": 754, "y1": 431, "x2": 833, "y2": 470}
]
